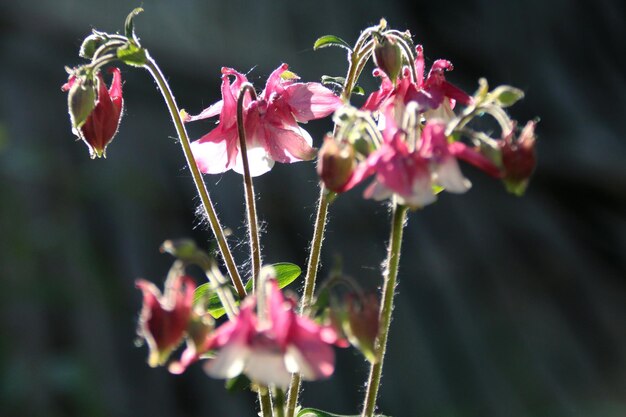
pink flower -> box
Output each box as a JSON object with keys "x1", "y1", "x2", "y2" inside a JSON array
[
  {"x1": 340, "y1": 109, "x2": 435, "y2": 207},
  {"x1": 338, "y1": 108, "x2": 500, "y2": 207},
  {"x1": 202, "y1": 280, "x2": 339, "y2": 387},
  {"x1": 186, "y1": 64, "x2": 341, "y2": 176},
  {"x1": 62, "y1": 67, "x2": 123, "y2": 158},
  {"x1": 362, "y1": 45, "x2": 471, "y2": 116},
  {"x1": 135, "y1": 275, "x2": 195, "y2": 367}
]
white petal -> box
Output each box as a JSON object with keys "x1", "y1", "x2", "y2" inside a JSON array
[
  {"x1": 204, "y1": 343, "x2": 249, "y2": 379},
  {"x1": 434, "y1": 158, "x2": 471, "y2": 193},
  {"x1": 191, "y1": 140, "x2": 230, "y2": 174},
  {"x1": 363, "y1": 179, "x2": 394, "y2": 201},
  {"x1": 233, "y1": 145, "x2": 275, "y2": 177},
  {"x1": 284, "y1": 346, "x2": 317, "y2": 380},
  {"x1": 244, "y1": 351, "x2": 292, "y2": 388},
  {"x1": 398, "y1": 177, "x2": 437, "y2": 208}
]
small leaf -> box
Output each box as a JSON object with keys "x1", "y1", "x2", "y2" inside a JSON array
[
  {"x1": 314, "y1": 35, "x2": 352, "y2": 52},
  {"x1": 125, "y1": 7, "x2": 144, "y2": 41},
  {"x1": 244, "y1": 262, "x2": 302, "y2": 293},
  {"x1": 321, "y1": 75, "x2": 347, "y2": 88},
  {"x1": 117, "y1": 43, "x2": 147, "y2": 67},
  {"x1": 225, "y1": 374, "x2": 250, "y2": 392},
  {"x1": 351, "y1": 85, "x2": 365, "y2": 96},
  {"x1": 297, "y1": 408, "x2": 390, "y2": 417},
  {"x1": 196, "y1": 262, "x2": 302, "y2": 319},
  {"x1": 490, "y1": 85, "x2": 524, "y2": 107}
]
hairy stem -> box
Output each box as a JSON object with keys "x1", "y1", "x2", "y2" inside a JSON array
[
  {"x1": 285, "y1": 187, "x2": 331, "y2": 417},
  {"x1": 143, "y1": 53, "x2": 246, "y2": 299},
  {"x1": 237, "y1": 83, "x2": 262, "y2": 290},
  {"x1": 361, "y1": 203, "x2": 408, "y2": 417}
]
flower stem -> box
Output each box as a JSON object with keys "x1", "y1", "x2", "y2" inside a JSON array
[
  {"x1": 143, "y1": 53, "x2": 246, "y2": 299},
  {"x1": 273, "y1": 387, "x2": 286, "y2": 417},
  {"x1": 285, "y1": 187, "x2": 332, "y2": 417},
  {"x1": 361, "y1": 203, "x2": 408, "y2": 417},
  {"x1": 237, "y1": 83, "x2": 262, "y2": 290},
  {"x1": 258, "y1": 386, "x2": 273, "y2": 417}
]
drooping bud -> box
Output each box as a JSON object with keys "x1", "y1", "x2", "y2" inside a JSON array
[
  {"x1": 343, "y1": 293, "x2": 380, "y2": 363},
  {"x1": 62, "y1": 67, "x2": 124, "y2": 158},
  {"x1": 63, "y1": 71, "x2": 97, "y2": 130},
  {"x1": 501, "y1": 120, "x2": 537, "y2": 195},
  {"x1": 317, "y1": 134, "x2": 355, "y2": 192},
  {"x1": 373, "y1": 34, "x2": 403, "y2": 85},
  {"x1": 135, "y1": 275, "x2": 195, "y2": 367}
]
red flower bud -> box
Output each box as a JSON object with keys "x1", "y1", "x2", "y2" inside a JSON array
[
  {"x1": 501, "y1": 121, "x2": 537, "y2": 195},
  {"x1": 62, "y1": 67, "x2": 124, "y2": 158},
  {"x1": 136, "y1": 275, "x2": 195, "y2": 367},
  {"x1": 317, "y1": 135, "x2": 355, "y2": 192}
]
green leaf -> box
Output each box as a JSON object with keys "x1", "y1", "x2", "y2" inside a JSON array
[
  {"x1": 297, "y1": 408, "x2": 390, "y2": 417},
  {"x1": 490, "y1": 85, "x2": 524, "y2": 107},
  {"x1": 117, "y1": 43, "x2": 147, "y2": 67},
  {"x1": 243, "y1": 262, "x2": 302, "y2": 293},
  {"x1": 225, "y1": 374, "x2": 250, "y2": 392},
  {"x1": 194, "y1": 282, "x2": 237, "y2": 319},
  {"x1": 351, "y1": 85, "x2": 365, "y2": 96},
  {"x1": 195, "y1": 262, "x2": 302, "y2": 319},
  {"x1": 321, "y1": 75, "x2": 347, "y2": 88},
  {"x1": 313, "y1": 35, "x2": 352, "y2": 52},
  {"x1": 125, "y1": 7, "x2": 144, "y2": 41}
]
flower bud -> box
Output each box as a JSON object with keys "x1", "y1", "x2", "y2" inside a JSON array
[
  {"x1": 501, "y1": 121, "x2": 537, "y2": 195},
  {"x1": 135, "y1": 275, "x2": 195, "y2": 367},
  {"x1": 343, "y1": 293, "x2": 380, "y2": 363},
  {"x1": 317, "y1": 134, "x2": 355, "y2": 192},
  {"x1": 373, "y1": 34, "x2": 403, "y2": 85},
  {"x1": 62, "y1": 67, "x2": 124, "y2": 158},
  {"x1": 64, "y1": 73, "x2": 97, "y2": 130}
]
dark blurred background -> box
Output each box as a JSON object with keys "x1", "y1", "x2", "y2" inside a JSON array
[{"x1": 0, "y1": 0, "x2": 625, "y2": 416}]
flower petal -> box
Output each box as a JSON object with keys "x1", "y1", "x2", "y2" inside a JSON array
[{"x1": 283, "y1": 83, "x2": 341, "y2": 122}]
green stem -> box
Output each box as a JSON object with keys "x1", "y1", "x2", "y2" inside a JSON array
[
  {"x1": 285, "y1": 187, "x2": 332, "y2": 417},
  {"x1": 236, "y1": 83, "x2": 262, "y2": 290},
  {"x1": 259, "y1": 386, "x2": 273, "y2": 417},
  {"x1": 273, "y1": 387, "x2": 286, "y2": 417},
  {"x1": 143, "y1": 53, "x2": 247, "y2": 299},
  {"x1": 361, "y1": 203, "x2": 408, "y2": 417}
]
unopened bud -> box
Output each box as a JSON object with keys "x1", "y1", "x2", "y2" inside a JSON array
[
  {"x1": 317, "y1": 135, "x2": 355, "y2": 192},
  {"x1": 501, "y1": 121, "x2": 537, "y2": 195},
  {"x1": 344, "y1": 293, "x2": 380, "y2": 363},
  {"x1": 373, "y1": 34, "x2": 403, "y2": 84},
  {"x1": 64, "y1": 73, "x2": 97, "y2": 130}
]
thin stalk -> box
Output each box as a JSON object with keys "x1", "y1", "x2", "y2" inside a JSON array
[
  {"x1": 259, "y1": 386, "x2": 273, "y2": 417},
  {"x1": 273, "y1": 387, "x2": 286, "y2": 417},
  {"x1": 285, "y1": 188, "x2": 331, "y2": 417},
  {"x1": 361, "y1": 203, "x2": 408, "y2": 417},
  {"x1": 286, "y1": 33, "x2": 371, "y2": 416},
  {"x1": 143, "y1": 53, "x2": 246, "y2": 299},
  {"x1": 236, "y1": 83, "x2": 262, "y2": 290}
]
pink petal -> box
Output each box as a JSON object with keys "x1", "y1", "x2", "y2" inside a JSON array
[
  {"x1": 449, "y1": 142, "x2": 502, "y2": 178},
  {"x1": 261, "y1": 121, "x2": 316, "y2": 164},
  {"x1": 287, "y1": 324, "x2": 335, "y2": 379},
  {"x1": 283, "y1": 83, "x2": 341, "y2": 122},
  {"x1": 191, "y1": 127, "x2": 235, "y2": 174},
  {"x1": 262, "y1": 63, "x2": 290, "y2": 98}
]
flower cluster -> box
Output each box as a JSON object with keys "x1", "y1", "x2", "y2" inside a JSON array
[
  {"x1": 137, "y1": 274, "x2": 341, "y2": 388},
  {"x1": 319, "y1": 44, "x2": 536, "y2": 207}
]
